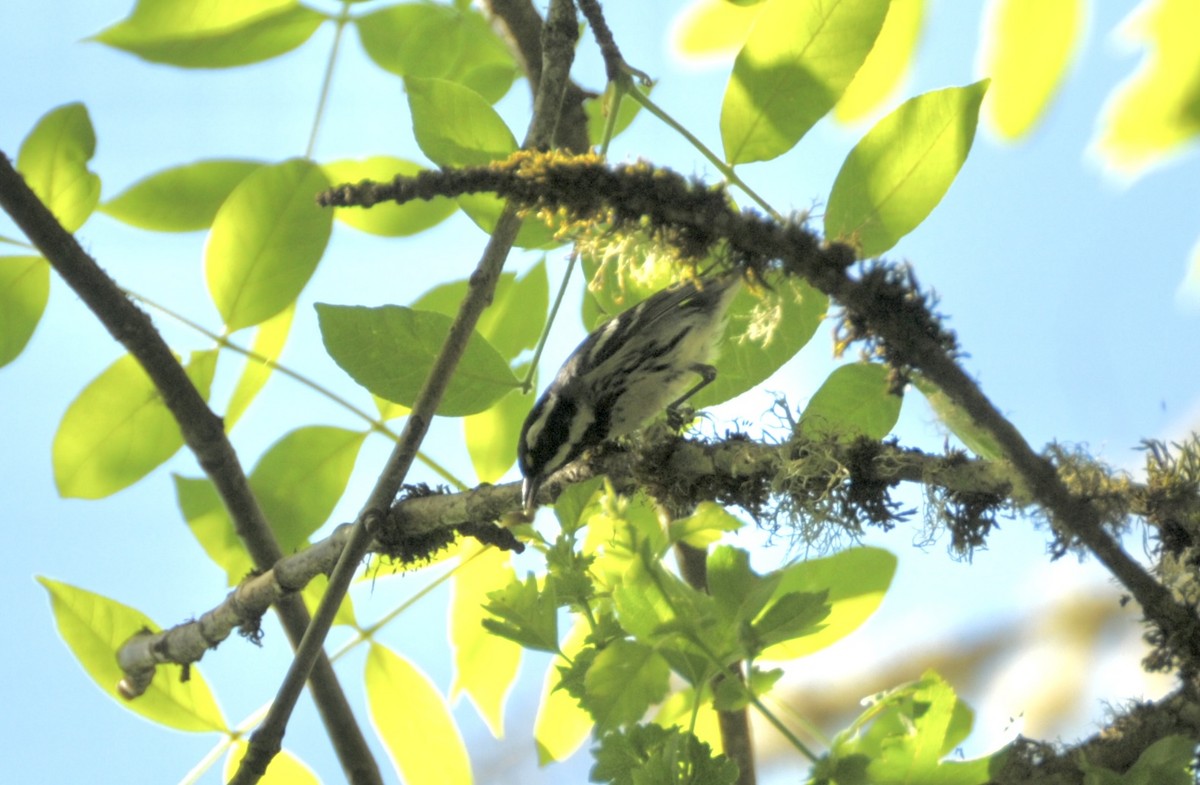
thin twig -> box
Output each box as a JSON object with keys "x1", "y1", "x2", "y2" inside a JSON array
[{"x1": 229, "y1": 1, "x2": 581, "y2": 781}]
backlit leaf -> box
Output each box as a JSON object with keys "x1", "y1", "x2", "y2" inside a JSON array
[
  {"x1": 450, "y1": 543, "x2": 522, "y2": 737},
  {"x1": 721, "y1": 0, "x2": 890, "y2": 164},
  {"x1": 101, "y1": 159, "x2": 261, "y2": 232},
  {"x1": 835, "y1": 0, "x2": 926, "y2": 123},
  {"x1": 534, "y1": 620, "x2": 594, "y2": 763},
  {"x1": 357, "y1": 3, "x2": 516, "y2": 103},
  {"x1": 38, "y1": 577, "x2": 225, "y2": 732},
  {"x1": 91, "y1": 0, "x2": 325, "y2": 68},
  {"x1": 248, "y1": 426, "x2": 366, "y2": 551},
  {"x1": 826, "y1": 81, "x2": 988, "y2": 257},
  {"x1": 405, "y1": 76, "x2": 517, "y2": 168},
  {"x1": 175, "y1": 475, "x2": 253, "y2": 585},
  {"x1": 54, "y1": 351, "x2": 217, "y2": 498},
  {"x1": 224, "y1": 303, "x2": 294, "y2": 429},
  {"x1": 761, "y1": 547, "x2": 896, "y2": 660},
  {"x1": 365, "y1": 644, "x2": 472, "y2": 785},
  {"x1": 206, "y1": 158, "x2": 332, "y2": 331},
  {"x1": 799, "y1": 362, "x2": 902, "y2": 441},
  {"x1": 981, "y1": 0, "x2": 1083, "y2": 139},
  {"x1": 17, "y1": 103, "x2": 100, "y2": 233},
  {"x1": 0, "y1": 255, "x2": 50, "y2": 368}
]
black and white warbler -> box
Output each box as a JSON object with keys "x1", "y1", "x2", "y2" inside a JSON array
[{"x1": 517, "y1": 272, "x2": 742, "y2": 511}]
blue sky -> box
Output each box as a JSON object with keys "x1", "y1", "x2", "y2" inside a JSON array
[{"x1": 2, "y1": 2, "x2": 1198, "y2": 783}]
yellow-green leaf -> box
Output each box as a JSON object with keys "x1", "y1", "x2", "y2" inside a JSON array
[
  {"x1": 450, "y1": 543, "x2": 522, "y2": 737},
  {"x1": 835, "y1": 0, "x2": 926, "y2": 123},
  {"x1": 101, "y1": 159, "x2": 261, "y2": 231},
  {"x1": 176, "y1": 475, "x2": 253, "y2": 585},
  {"x1": 799, "y1": 362, "x2": 902, "y2": 442},
  {"x1": 16, "y1": 103, "x2": 100, "y2": 233},
  {"x1": 249, "y1": 426, "x2": 366, "y2": 552},
  {"x1": 322, "y1": 157, "x2": 457, "y2": 236},
  {"x1": 405, "y1": 76, "x2": 517, "y2": 168},
  {"x1": 671, "y1": 0, "x2": 763, "y2": 61},
  {"x1": 981, "y1": 0, "x2": 1083, "y2": 140},
  {"x1": 365, "y1": 644, "x2": 472, "y2": 785},
  {"x1": 0, "y1": 255, "x2": 50, "y2": 368},
  {"x1": 356, "y1": 3, "x2": 516, "y2": 103},
  {"x1": 225, "y1": 743, "x2": 320, "y2": 785},
  {"x1": 1093, "y1": 0, "x2": 1200, "y2": 174},
  {"x1": 54, "y1": 351, "x2": 217, "y2": 498},
  {"x1": 465, "y1": 384, "x2": 531, "y2": 483},
  {"x1": 721, "y1": 0, "x2": 890, "y2": 164},
  {"x1": 760, "y1": 547, "x2": 896, "y2": 659},
  {"x1": 38, "y1": 577, "x2": 226, "y2": 732},
  {"x1": 206, "y1": 158, "x2": 332, "y2": 331},
  {"x1": 826, "y1": 81, "x2": 988, "y2": 257},
  {"x1": 91, "y1": 0, "x2": 325, "y2": 69},
  {"x1": 225, "y1": 303, "x2": 294, "y2": 429},
  {"x1": 413, "y1": 264, "x2": 548, "y2": 361},
  {"x1": 534, "y1": 619, "x2": 594, "y2": 763}
]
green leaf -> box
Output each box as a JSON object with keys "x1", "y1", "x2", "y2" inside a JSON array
[
  {"x1": 450, "y1": 543, "x2": 522, "y2": 737},
  {"x1": 465, "y1": 383, "x2": 530, "y2": 483},
  {"x1": 826, "y1": 81, "x2": 989, "y2": 257},
  {"x1": 591, "y1": 724, "x2": 739, "y2": 785},
  {"x1": 912, "y1": 374, "x2": 1005, "y2": 462},
  {"x1": 224, "y1": 303, "x2": 294, "y2": 429},
  {"x1": 483, "y1": 573, "x2": 560, "y2": 652},
  {"x1": 91, "y1": 0, "x2": 326, "y2": 69},
  {"x1": 981, "y1": 0, "x2": 1082, "y2": 140},
  {"x1": 54, "y1": 351, "x2": 218, "y2": 499},
  {"x1": 824, "y1": 671, "x2": 995, "y2": 785},
  {"x1": 357, "y1": 4, "x2": 516, "y2": 103},
  {"x1": 554, "y1": 476, "x2": 607, "y2": 536},
  {"x1": 534, "y1": 620, "x2": 595, "y2": 763},
  {"x1": 37, "y1": 577, "x2": 226, "y2": 732},
  {"x1": 101, "y1": 159, "x2": 261, "y2": 231},
  {"x1": 706, "y1": 545, "x2": 782, "y2": 627},
  {"x1": 176, "y1": 475, "x2": 253, "y2": 585},
  {"x1": 581, "y1": 639, "x2": 671, "y2": 733},
  {"x1": 413, "y1": 264, "x2": 548, "y2": 360},
  {"x1": 667, "y1": 501, "x2": 744, "y2": 548},
  {"x1": 721, "y1": 0, "x2": 890, "y2": 164},
  {"x1": 1081, "y1": 734, "x2": 1197, "y2": 785},
  {"x1": 761, "y1": 547, "x2": 896, "y2": 660},
  {"x1": 750, "y1": 590, "x2": 829, "y2": 649},
  {"x1": 315, "y1": 303, "x2": 519, "y2": 417},
  {"x1": 835, "y1": 0, "x2": 927, "y2": 123},
  {"x1": 248, "y1": 426, "x2": 366, "y2": 551},
  {"x1": 799, "y1": 362, "x2": 902, "y2": 442},
  {"x1": 0, "y1": 255, "x2": 50, "y2": 368},
  {"x1": 1092, "y1": 0, "x2": 1200, "y2": 174},
  {"x1": 405, "y1": 76, "x2": 517, "y2": 167},
  {"x1": 17, "y1": 103, "x2": 100, "y2": 233},
  {"x1": 365, "y1": 644, "x2": 472, "y2": 785},
  {"x1": 322, "y1": 157, "x2": 457, "y2": 236},
  {"x1": 206, "y1": 158, "x2": 332, "y2": 331}
]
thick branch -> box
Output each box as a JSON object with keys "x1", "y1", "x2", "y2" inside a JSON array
[
  {"x1": 0, "y1": 152, "x2": 382, "y2": 785},
  {"x1": 318, "y1": 155, "x2": 1200, "y2": 671}
]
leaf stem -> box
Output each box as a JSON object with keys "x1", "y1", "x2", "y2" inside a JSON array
[
  {"x1": 306, "y1": 3, "x2": 354, "y2": 159},
  {"x1": 522, "y1": 251, "x2": 577, "y2": 393}
]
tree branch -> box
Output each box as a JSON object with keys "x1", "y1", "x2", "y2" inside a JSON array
[{"x1": 0, "y1": 152, "x2": 383, "y2": 785}]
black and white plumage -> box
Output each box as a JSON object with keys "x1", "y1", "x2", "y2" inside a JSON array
[{"x1": 517, "y1": 273, "x2": 741, "y2": 511}]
